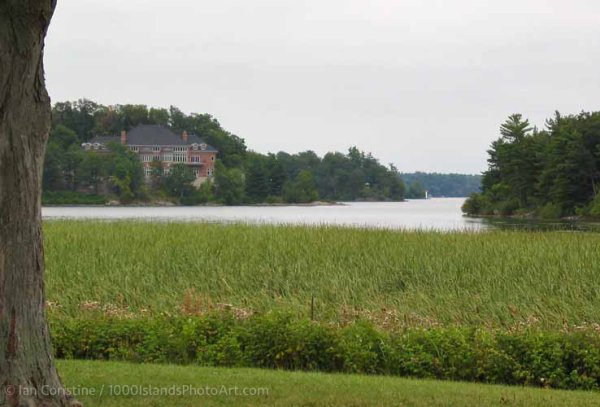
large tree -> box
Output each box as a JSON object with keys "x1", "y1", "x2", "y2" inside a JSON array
[{"x1": 0, "y1": 1, "x2": 79, "y2": 406}]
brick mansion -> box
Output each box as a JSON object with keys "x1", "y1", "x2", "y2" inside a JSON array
[{"x1": 83, "y1": 124, "x2": 217, "y2": 185}]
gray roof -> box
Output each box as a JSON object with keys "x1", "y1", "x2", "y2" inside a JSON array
[
  {"x1": 89, "y1": 125, "x2": 218, "y2": 151},
  {"x1": 127, "y1": 125, "x2": 218, "y2": 151}
]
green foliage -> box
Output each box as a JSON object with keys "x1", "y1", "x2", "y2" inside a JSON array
[
  {"x1": 400, "y1": 172, "x2": 482, "y2": 198},
  {"x1": 244, "y1": 152, "x2": 271, "y2": 203},
  {"x1": 464, "y1": 111, "x2": 600, "y2": 218},
  {"x1": 106, "y1": 143, "x2": 145, "y2": 202},
  {"x1": 46, "y1": 99, "x2": 406, "y2": 205},
  {"x1": 589, "y1": 195, "x2": 600, "y2": 217},
  {"x1": 42, "y1": 191, "x2": 107, "y2": 205},
  {"x1": 78, "y1": 152, "x2": 108, "y2": 194},
  {"x1": 538, "y1": 203, "x2": 563, "y2": 219},
  {"x1": 50, "y1": 314, "x2": 600, "y2": 390},
  {"x1": 314, "y1": 148, "x2": 405, "y2": 201},
  {"x1": 43, "y1": 126, "x2": 145, "y2": 203},
  {"x1": 283, "y1": 170, "x2": 319, "y2": 203},
  {"x1": 214, "y1": 161, "x2": 245, "y2": 205},
  {"x1": 164, "y1": 164, "x2": 196, "y2": 200},
  {"x1": 189, "y1": 179, "x2": 215, "y2": 205},
  {"x1": 406, "y1": 181, "x2": 426, "y2": 199},
  {"x1": 461, "y1": 193, "x2": 491, "y2": 215}
]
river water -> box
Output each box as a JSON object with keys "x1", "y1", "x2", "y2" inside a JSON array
[
  {"x1": 42, "y1": 199, "x2": 600, "y2": 232},
  {"x1": 42, "y1": 198, "x2": 488, "y2": 231}
]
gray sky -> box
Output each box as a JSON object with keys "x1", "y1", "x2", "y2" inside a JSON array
[{"x1": 45, "y1": 0, "x2": 600, "y2": 173}]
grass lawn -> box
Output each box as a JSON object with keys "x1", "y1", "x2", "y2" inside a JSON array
[{"x1": 57, "y1": 360, "x2": 600, "y2": 407}]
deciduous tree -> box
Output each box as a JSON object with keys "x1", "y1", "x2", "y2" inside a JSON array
[{"x1": 0, "y1": 1, "x2": 80, "y2": 405}]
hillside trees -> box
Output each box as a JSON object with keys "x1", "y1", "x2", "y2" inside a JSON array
[{"x1": 46, "y1": 99, "x2": 406, "y2": 204}]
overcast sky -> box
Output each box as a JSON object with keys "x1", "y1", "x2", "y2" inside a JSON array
[{"x1": 45, "y1": 0, "x2": 600, "y2": 173}]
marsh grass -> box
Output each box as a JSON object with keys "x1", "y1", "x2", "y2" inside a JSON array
[{"x1": 44, "y1": 221, "x2": 600, "y2": 330}]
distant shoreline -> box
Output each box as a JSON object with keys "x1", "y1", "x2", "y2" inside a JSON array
[{"x1": 42, "y1": 200, "x2": 347, "y2": 208}]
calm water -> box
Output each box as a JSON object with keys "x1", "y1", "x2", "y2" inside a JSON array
[
  {"x1": 42, "y1": 198, "x2": 488, "y2": 231},
  {"x1": 42, "y1": 199, "x2": 600, "y2": 232}
]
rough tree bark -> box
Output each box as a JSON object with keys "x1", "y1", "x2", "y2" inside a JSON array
[{"x1": 0, "y1": 1, "x2": 80, "y2": 406}]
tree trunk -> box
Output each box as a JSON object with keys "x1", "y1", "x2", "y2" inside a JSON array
[{"x1": 0, "y1": 1, "x2": 80, "y2": 406}]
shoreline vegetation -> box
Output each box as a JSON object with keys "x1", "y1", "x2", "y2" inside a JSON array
[
  {"x1": 45, "y1": 100, "x2": 405, "y2": 206},
  {"x1": 44, "y1": 99, "x2": 481, "y2": 206},
  {"x1": 42, "y1": 197, "x2": 345, "y2": 207},
  {"x1": 464, "y1": 211, "x2": 600, "y2": 223},
  {"x1": 44, "y1": 221, "x2": 600, "y2": 390},
  {"x1": 463, "y1": 111, "x2": 600, "y2": 220},
  {"x1": 45, "y1": 221, "x2": 600, "y2": 328}
]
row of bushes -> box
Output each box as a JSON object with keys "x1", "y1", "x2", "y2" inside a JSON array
[{"x1": 51, "y1": 313, "x2": 600, "y2": 391}]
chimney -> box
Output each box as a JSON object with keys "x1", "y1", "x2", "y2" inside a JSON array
[
  {"x1": 120, "y1": 130, "x2": 127, "y2": 145},
  {"x1": 182, "y1": 130, "x2": 189, "y2": 143}
]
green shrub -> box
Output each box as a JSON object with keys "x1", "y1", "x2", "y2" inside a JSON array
[
  {"x1": 461, "y1": 193, "x2": 489, "y2": 215},
  {"x1": 538, "y1": 203, "x2": 563, "y2": 219},
  {"x1": 496, "y1": 198, "x2": 521, "y2": 216},
  {"x1": 237, "y1": 313, "x2": 343, "y2": 371},
  {"x1": 588, "y1": 194, "x2": 600, "y2": 218},
  {"x1": 50, "y1": 314, "x2": 600, "y2": 391},
  {"x1": 341, "y1": 321, "x2": 391, "y2": 374}
]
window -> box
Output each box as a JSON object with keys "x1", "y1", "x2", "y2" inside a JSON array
[
  {"x1": 200, "y1": 143, "x2": 207, "y2": 151},
  {"x1": 207, "y1": 168, "x2": 214, "y2": 176},
  {"x1": 173, "y1": 153, "x2": 186, "y2": 163},
  {"x1": 210, "y1": 156, "x2": 215, "y2": 161},
  {"x1": 163, "y1": 168, "x2": 171, "y2": 175},
  {"x1": 152, "y1": 146, "x2": 160, "y2": 152},
  {"x1": 144, "y1": 167, "x2": 153, "y2": 176},
  {"x1": 129, "y1": 146, "x2": 139, "y2": 152},
  {"x1": 162, "y1": 154, "x2": 173, "y2": 162},
  {"x1": 191, "y1": 143, "x2": 199, "y2": 151},
  {"x1": 192, "y1": 168, "x2": 199, "y2": 177},
  {"x1": 142, "y1": 155, "x2": 152, "y2": 162},
  {"x1": 190, "y1": 156, "x2": 200, "y2": 163},
  {"x1": 153, "y1": 155, "x2": 160, "y2": 161},
  {"x1": 174, "y1": 146, "x2": 187, "y2": 152}
]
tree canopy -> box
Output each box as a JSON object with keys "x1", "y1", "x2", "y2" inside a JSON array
[
  {"x1": 44, "y1": 99, "x2": 406, "y2": 205},
  {"x1": 463, "y1": 111, "x2": 600, "y2": 218}
]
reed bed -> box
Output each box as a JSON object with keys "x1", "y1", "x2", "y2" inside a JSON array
[{"x1": 44, "y1": 221, "x2": 600, "y2": 330}]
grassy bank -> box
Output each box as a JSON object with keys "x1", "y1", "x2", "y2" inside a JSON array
[
  {"x1": 57, "y1": 360, "x2": 600, "y2": 407},
  {"x1": 45, "y1": 221, "x2": 600, "y2": 330}
]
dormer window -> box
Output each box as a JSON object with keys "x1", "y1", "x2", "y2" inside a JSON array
[
  {"x1": 82, "y1": 143, "x2": 91, "y2": 150},
  {"x1": 191, "y1": 143, "x2": 199, "y2": 151},
  {"x1": 200, "y1": 143, "x2": 207, "y2": 151}
]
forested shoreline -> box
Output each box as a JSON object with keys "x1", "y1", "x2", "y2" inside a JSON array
[
  {"x1": 463, "y1": 111, "x2": 600, "y2": 219},
  {"x1": 45, "y1": 99, "x2": 405, "y2": 205},
  {"x1": 401, "y1": 172, "x2": 481, "y2": 198}
]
